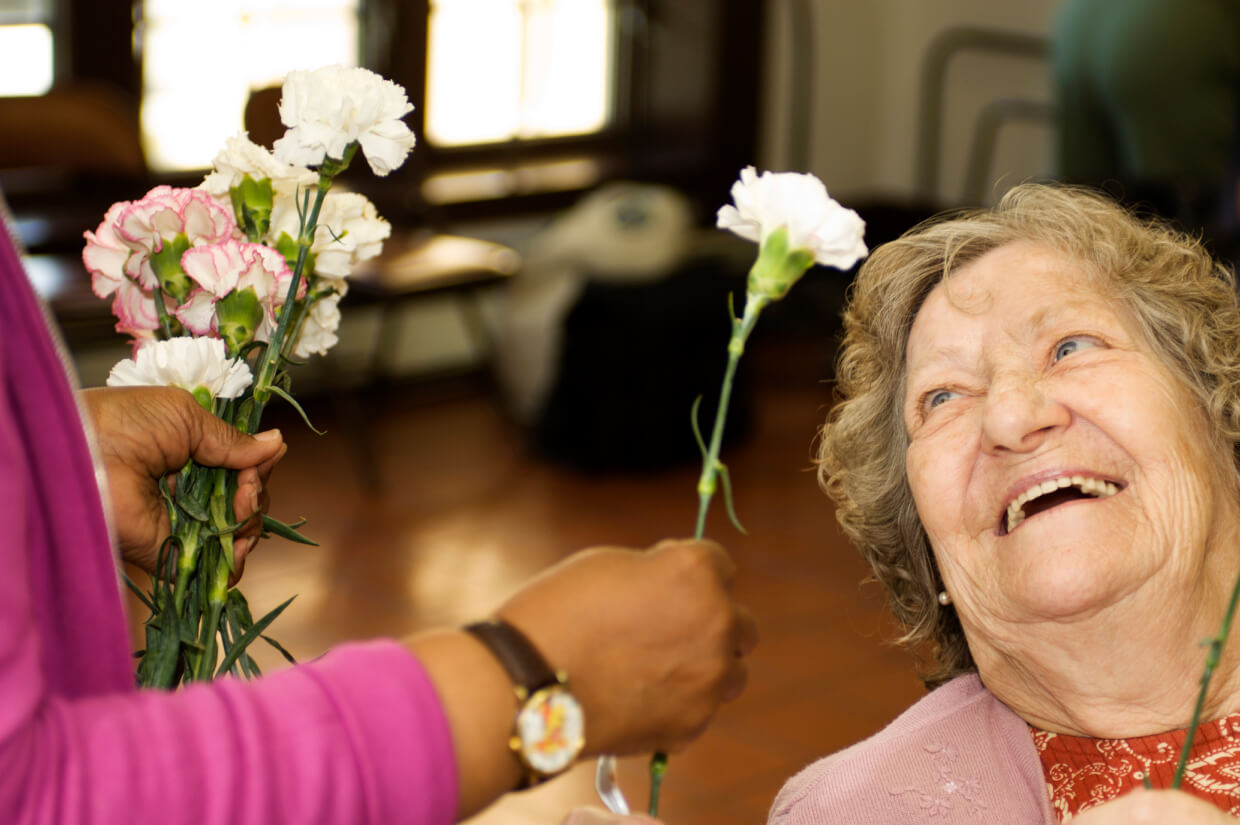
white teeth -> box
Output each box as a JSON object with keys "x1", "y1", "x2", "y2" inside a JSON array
[{"x1": 1004, "y1": 476, "x2": 1120, "y2": 534}]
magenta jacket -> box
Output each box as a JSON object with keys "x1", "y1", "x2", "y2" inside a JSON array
[
  {"x1": 768, "y1": 674, "x2": 1057, "y2": 825},
  {"x1": 0, "y1": 204, "x2": 459, "y2": 825}
]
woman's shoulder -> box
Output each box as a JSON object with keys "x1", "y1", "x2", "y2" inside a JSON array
[{"x1": 767, "y1": 673, "x2": 1053, "y2": 825}]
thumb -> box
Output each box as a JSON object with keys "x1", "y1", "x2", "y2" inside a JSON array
[{"x1": 187, "y1": 404, "x2": 284, "y2": 470}]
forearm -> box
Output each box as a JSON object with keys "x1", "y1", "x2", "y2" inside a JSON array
[{"x1": 409, "y1": 630, "x2": 526, "y2": 818}]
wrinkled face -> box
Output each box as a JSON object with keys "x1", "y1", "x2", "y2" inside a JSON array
[{"x1": 903, "y1": 241, "x2": 1239, "y2": 640}]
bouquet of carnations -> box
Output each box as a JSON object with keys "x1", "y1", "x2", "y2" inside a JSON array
[{"x1": 81, "y1": 65, "x2": 416, "y2": 688}]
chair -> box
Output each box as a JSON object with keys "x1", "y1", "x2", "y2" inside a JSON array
[{"x1": 914, "y1": 25, "x2": 1057, "y2": 207}]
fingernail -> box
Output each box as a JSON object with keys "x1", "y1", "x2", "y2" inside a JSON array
[{"x1": 255, "y1": 429, "x2": 281, "y2": 443}]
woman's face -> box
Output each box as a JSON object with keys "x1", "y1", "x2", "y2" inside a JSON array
[{"x1": 903, "y1": 241, "x2": 1240, "y2": 641}]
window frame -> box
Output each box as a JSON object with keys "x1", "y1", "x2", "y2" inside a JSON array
[{"x1": 45, "y1": 0, "x2": 764, "y2": 221}]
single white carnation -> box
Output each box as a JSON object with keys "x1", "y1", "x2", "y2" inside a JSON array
[
  {"x1": 269, "y1": 190, "x2": 390, "y2": 284},
  {"x1": 106, "y1": 337, "x2": 253, "y2": 399},
  {"x1": 200, "y1": 132, "x2": 317, "y2": 196},
  {"x1": 716, "y1": 166, "x2": 867, "y2": 271},
  {"x1": 272, "y1": 65, "x2": 416, "y2": 176},
  {"x1": 292, "y1": 293, "x2": 343, "y2": 359}
]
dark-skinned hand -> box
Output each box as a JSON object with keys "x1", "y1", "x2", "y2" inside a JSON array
[{"x1": 81, "y1": 386, "x2": 286, "y2": 579}]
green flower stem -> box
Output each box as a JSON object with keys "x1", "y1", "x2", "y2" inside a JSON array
[
  {"x1": 647, "y1": 752, "x2": 668, "y2": 817},
  {"x1": 246, "y1": 143, "x2": 356, "y2": 434},
  {"x1": 194, "y1": 469, "x2": 235, "y2": 680},
  {"x1": 280, "y1": 291, "x2": 319, "y2": 363},
  {"x1": 650, "y1": 291, "x2": 771, "y2": 817},
  {"x1": 191, "y1": 545, "x2": 225, "y2": 680},
  {"x1": 1172, "y1": 567, "x2": 1240, "y2": 787},
  {"x1": 693, "y1": 292, "x2": 769, "y2": 539},
  {"x1": 209, "y1": 467, "x2": 235, "y2": 574},
  {"x1": 151, "y1": 284, "x2": 175, "y2": 338},
  {"x1": 171, "y1": 519, "x2": 202, "y2": 615}
]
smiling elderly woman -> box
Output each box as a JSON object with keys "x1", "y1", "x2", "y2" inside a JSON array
[{"x1": 769, "y1": 183, "x2": 1240, "y2": 824}]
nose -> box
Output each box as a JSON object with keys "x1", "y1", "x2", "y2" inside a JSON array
[{"x1": 980, "y1": 372, "x2": 1070, "y2": 454}]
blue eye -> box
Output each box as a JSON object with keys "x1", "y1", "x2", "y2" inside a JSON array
[
  {"x1": 926, "y1": 389, "x2": 959, "y2": 410},
  {"x1": 1053, "y1": 336, "x2": 1098, "y2": 362}
]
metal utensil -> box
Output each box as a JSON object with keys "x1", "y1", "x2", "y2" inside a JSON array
[{"x1": 594, "y1": 755, "x2": 631, "y2": 815}]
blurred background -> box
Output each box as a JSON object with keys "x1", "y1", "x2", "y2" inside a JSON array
[{"x1": 0, "y1": 1, "x2": 1185, "y2": 823}]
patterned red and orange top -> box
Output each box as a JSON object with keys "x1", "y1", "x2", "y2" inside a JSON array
[{"x1": 1033, "y1": 714, "x2": 1240, "y2": 821}]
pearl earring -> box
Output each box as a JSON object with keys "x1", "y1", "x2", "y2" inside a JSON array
[{"x1": 937, "y1": 591, "x2": 951, "y2": 606}]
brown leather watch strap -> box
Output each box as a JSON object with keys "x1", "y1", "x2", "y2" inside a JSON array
[{"x1": 463, "y1": 619, "x2": 558, "y2": 696}]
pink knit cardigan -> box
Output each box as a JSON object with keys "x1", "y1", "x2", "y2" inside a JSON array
[{"x1": 769, "y1": 673, "x2": 1057, "y2": 825}]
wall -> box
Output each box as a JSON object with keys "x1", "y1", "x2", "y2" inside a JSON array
[{"x1": 760, "y1": 0, "x2": 1060, "y2": 207}]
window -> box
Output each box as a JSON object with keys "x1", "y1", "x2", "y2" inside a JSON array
[
  {"x1": 424, "y1": 0, "x2": 613, "y2": 147},
  {"x1": 138, "y1": 0, "x2": 361, "y2": 172},
  {"x1": 0, "y1": 0, "x2": 55, "y2": 96}
]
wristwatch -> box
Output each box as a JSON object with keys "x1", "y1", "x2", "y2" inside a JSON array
[{"x1": 464, "y1": 619, "x2": 586, "y2": 789}]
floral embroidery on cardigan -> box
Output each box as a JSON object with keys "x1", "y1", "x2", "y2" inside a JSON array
[{"x1": 889, "y1": 742, "x2": 988, "y2": 818}]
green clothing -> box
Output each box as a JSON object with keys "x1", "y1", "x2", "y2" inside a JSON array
[{"x1": 1052, "y1": 0, "x2": 1240, "y2": 187}]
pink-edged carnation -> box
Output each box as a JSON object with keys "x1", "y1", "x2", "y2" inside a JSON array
[
  {"x1": 83, "y1": 201, "x2": 134, "y2": 299},
  {"x1": 178, "y1": 240, "x2": 300, "y2": 342},
  {"x1": 116, "y1": 186, "x2": 238, "y2": 288},
  {"x1": 111, "y1": 277, "x2": 163, "y2": 337}
]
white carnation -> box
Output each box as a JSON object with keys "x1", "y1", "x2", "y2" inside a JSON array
[
  {"x1": 106, "y1": 337, "x2": 253, "y2": 399},
  {"x1": 272, "y1": 65, "x2": 416, "y2": 176},
  {"x1": 269, "y1": 189, "x2": 389, "y2": 285},
  {"x1": 716, "y1": 166, "x2": 867, "y2": 271},
  {"x1": 292, "y1": 294, "x2": 343, "y2": 359},
  {"x1": 201, "y1": 132, "x2": 316, "y2": 196}
]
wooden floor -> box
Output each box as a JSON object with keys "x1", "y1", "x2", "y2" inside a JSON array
[{"x1": 131, "y1": 332, "x2": 927, "y2": 825}]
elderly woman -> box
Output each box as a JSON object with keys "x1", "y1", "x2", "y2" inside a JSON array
[{"x1": 769, "y1": 183, "x2": 1240, "y2": 824}]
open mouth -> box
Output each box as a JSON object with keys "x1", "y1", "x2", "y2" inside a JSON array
[{"x1": 1000, "y1": 476, "x2": 1122, "y2": 535}]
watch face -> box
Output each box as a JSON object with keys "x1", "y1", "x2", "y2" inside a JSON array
[{"x1": 515, "y1": 685, "x2": 585, "y2": 776}]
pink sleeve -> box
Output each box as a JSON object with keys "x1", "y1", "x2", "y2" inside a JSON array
[
  {"x1": 1, "y1": 636, "x2": 460, "y2": 825},
  {"x1": 0, "y1": 384, "x2": 460, "y2": 824}
]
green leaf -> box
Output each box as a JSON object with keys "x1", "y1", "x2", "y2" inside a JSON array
[
  {"x1": 216, "y1": 595, "x2": 296, "y2": 677},
  {"x1": 261, "y1": 634, "x2": 297, "y2": 665},
  {"x1": 717, "y1": 460, "x2": 749, "y2": 535},
  {"x1": 228, "y1": 588, "x2": 257, "y2": 625},
  {"x1": 122, "y1": 571, "x2": 156, "y2": 612},
  {"x1": 144, "y1": 610, "x2": 184, "y2": 689},
  {"x1": 268, "y1": 385, "x2": 325, "y2": 435},
  {"x1": 178, "y1": 634, "x2": 205, "y2": 651},
  {"x1": 689, "y1": 396, "x2": 708, "y2": 459},
  {"x1": 223, "y1": 597, "x2": 251, "y2": 678},
  {"x1": 261, "y1": 514, "x2": 319, "y2": 546},
  {"x1": 202, "y1": 517, "x2": 250, "y2": 537},
  {"x1": 175, "y1": 485, "x2": 210, "y2": 523}
]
